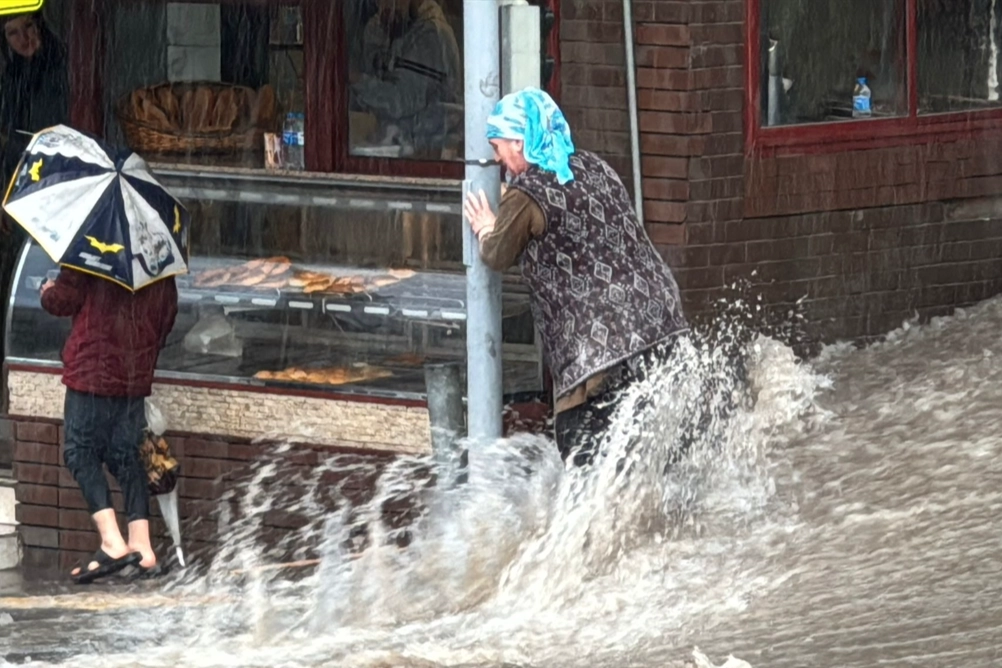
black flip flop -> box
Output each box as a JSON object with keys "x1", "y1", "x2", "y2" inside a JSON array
[
  {"x1": 71, "y1": 549, "x2": 142, "y2": 585},
  {"x1": 126, "y1": 561, "x2": 170, "y2": 582}
]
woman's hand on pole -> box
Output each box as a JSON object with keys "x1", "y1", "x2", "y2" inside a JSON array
[{"x1": 464, "y1": 189, "x2": 497, "y2": 239}]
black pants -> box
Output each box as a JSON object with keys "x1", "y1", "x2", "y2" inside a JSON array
[
  {"x1": 554, "y1": 335, "x2": 746, "y2": 469},
  {"x1": 63, "y1": 389, "x2": 150, "y2": 522}
]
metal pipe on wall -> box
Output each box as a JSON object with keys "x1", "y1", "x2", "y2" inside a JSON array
[
  {"x1": 462, "y1": 0, "x2": 504, "y2": 442},
  {"x1": 622, "y1": 0, "x2": 645, "y2": 225}
]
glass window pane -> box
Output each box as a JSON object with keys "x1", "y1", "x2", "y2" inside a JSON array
[
  {"x1": 346, "y1": 0, "x2": 464, "y2": 160},
  {"x1": 918, "y1": 0, "x2": 1002, "y2": 113},
  {"x1": 104, "y1": 2, "x2": 303, "y2": 170},
  {"x1": 760, "y1": 0, "x2": 907, "y2": 126}
]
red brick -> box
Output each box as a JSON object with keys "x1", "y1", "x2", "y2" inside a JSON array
[
  {"x1": 708, "y1": 243, "x2": 747, "y2": 265},
  {"x1": 14, "y1": 441, "x2": 60, "y2": 465},
  {"x1": 643, "y1": 178, "x2": 689, "y2": 201},
  {"x1": 639, "y1": 111, "x2": 711, "y2": 135},
  {"x1": 562, "y1": 43, "x2": 625, "y2": 67},
  {"x1": 58, "y1": 467, "x2": 77, "y2": 488},
  {"x1": 690, "y1": 155, "x2": 744, "y2": 180},
  {"x1": 641, "y1": 133, "x2": 705, "y2": 157},
  {"x1": 690, "y1": 43, "x2": 743, "y2": 68},
  {"x1": 677, "y1": 267, "x2": 725, "y2": 290},
  {"x1": 644, "y1": 201, "x2": 687, "y2": 223},
  {"x1": 645, "y1": 222, "x2": 686, "y2": 244},
  {"x1": 635, "y1": 23, "x2": 690, "y2": 46},
  {"x1": 709, "y1": 111, "x2": 743, "y2": 134},
  {"x1": 581, "y1": 109, "x2": 631, "y2": 133},
  {"x1": 13, "y1": 462, "x2": 60, "y2": 486},
  {"x1": 690, "y1": 176, "x2": 744, "y2": 201},
  {"x1": 58, "y1": 487, "x2": 89, "y2": 510},
  {"x1": 179, "y1": 477, "x2": 220, "y2": 500},
  {"x1": 17, "y1": 504, "x2": 59, "y2": 528},
  {"x1": 689, "y1": 23, "x2": 743, "y2": 46},
  {"x1": 185, "y1": 457, "x2": 226, "y2": 479},
  {"x1": 745, "y1": 238, "x2": 813, "y2": 263},
  {"x1": 59, "y1": 508, "x2": 94, "y2": 532},
  {"x1": 61, "y1": 529, "x2": 103, "y2": 552},
  {"x1": 703, "y1": 132, "x2": 742, "y2": 156},
  {"x1": 228, "y1": 444, "x2": 259, "y2": 461},
  {"x1": 704, "y1": 88, "x2": 744, "y2": 112},
  {"x1": 687, "y1": 198, "x2": 743, "y2": 223},
  {"x1": 690, "y1": 1, "x2": 745, "y2": 24},
  {"x1": 16, "y1": 422, "x2": 58, "y2": 445},
  {"x1": 635, "y1": 45, "x2": 690, "y2": 69},
  {"x1": 185, "y1": 439, "x2": 230, "y2": 460},
  {"x1": 692, "y1": 66, "x2": 743, "y2": 90},
  {"x1": 59, "y1": 549, "x2": 91, "y2": 572},
  {"x1": 560, "y1": 19, "x2": 623, "y2": 42},
  {"x1": 638, "y1": 90, "x2": 701, "y2": 112},
  {"x1": 637, "y1": 67, "x2": 691, "y2": 91},
  {"x1": 16, "y1": 483, "x2": 59, "y2": 506},
  {"x1": 561, "y1": 0, "x2": 604, "y2": 21},
  {"x1": 633, "y1": 1, "x2": 690, "y2": 23},
  {"x1": 561, "y1": 85, "x2": 629, "y2": 111}
]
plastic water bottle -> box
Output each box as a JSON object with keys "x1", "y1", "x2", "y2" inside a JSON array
[
  {"x1": 282, "y1": 112, "x2": 305, "y2": 170},
  {"x1": 852, "y1": 78, "x2": 872, "y2": 118}
]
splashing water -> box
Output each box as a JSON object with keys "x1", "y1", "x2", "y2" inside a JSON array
[{"x1": 4, "y1": 305, "x2": 843, "y2": 667}]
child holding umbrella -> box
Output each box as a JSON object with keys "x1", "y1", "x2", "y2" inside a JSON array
[{"x1": 5, "y1": 125, "x2": 189, "y2": 583}]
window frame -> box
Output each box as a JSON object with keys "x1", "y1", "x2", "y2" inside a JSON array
[
  {"x1": 70, "y1": 0, "x2": 560, "y2": 179},
  {"x1": 744, "y1": 0, "x2": 1002, "y2": 156}
]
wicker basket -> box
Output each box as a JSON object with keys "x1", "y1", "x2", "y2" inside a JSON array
[{"x1": 115, "y1": 82, "x2": 276, "y2": 156}]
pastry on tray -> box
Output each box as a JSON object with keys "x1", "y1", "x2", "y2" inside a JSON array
[
  {"x1": 254, "y1": 364, "x2": 394, "y2": 386},
  {"x1": 385, "y1": 352, "x2": 426, "y2": 367},
  {"x1": 192, "y1": 259, "x2": 413, "y2": 295},
  {"x1": 193, "y1": 256, "x2": 293, "y2": 290}
]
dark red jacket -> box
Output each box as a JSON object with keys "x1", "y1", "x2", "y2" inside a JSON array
[{"x1": 41, "y1": 268, "x2": 178, "y2": 397}]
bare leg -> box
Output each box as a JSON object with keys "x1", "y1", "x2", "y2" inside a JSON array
[
  {"x1": 70, "y1": 509, "x2": 132, "y2": 576},
  {"x1": 127, "y1": 519, "x2": 157, "y2": 569}
]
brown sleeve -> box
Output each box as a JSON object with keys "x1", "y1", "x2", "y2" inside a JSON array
[{"x1": 478, "y1": 188, "x2": 546, "y2": 272}]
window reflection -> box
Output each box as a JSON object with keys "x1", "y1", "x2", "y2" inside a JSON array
[
  {"x1": 760, "y1": 0, "x2": 906, "y2": 126},
  {"x1": 918, "y1": 0, "x2": 1002, "y2": 113},
  {"x1": 347, "y1": 0, "x2": 464, "y2": 160},
  {"x1": 105, "y1": 2, "x2": 303, "y2": 169}
]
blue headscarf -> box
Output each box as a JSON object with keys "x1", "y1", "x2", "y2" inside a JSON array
[{"x1": 486, "y1": 87, "x2": 576, "y2": 185}]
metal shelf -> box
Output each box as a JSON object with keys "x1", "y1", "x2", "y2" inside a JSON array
[{"x1": 151, "y1": 164, "x2": 464, "y2": 214}]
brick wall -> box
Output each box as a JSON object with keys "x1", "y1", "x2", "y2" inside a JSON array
[
  {"x1": 559, "y1": 0, "x2": 634, "y2": 189},
  {"x1": 556, "y1": 0, "x2": 1002, "y2": 347}
]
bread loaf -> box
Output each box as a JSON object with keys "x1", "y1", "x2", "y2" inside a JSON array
[
  {"x1": 155, "y1": 86, "x2": 181, "y2": 128},
  {"x1": 140, "y1": 96, "x2": 172, "y2": 130},
  {"x1": 179, "y1": 89, "x2": 196, "y2": 131},
  {"x1": 209, "y1": 88, "x2": 239, "y2": 132}
]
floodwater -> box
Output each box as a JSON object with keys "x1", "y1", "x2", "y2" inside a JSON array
[{"x1": 4, "y1": 296, "x2": 1002, "y2": 668}]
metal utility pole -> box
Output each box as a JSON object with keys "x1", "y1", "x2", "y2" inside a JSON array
[{"x1": 463, "y1": 0, "x2": 504, "y2": 442}]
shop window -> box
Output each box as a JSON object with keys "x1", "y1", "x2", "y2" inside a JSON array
[
  {"x1": 918, "y1": 0, "x2": 1002, "y2": 114},
  {"x1": 759, "y1": 0, "x2": 907, "y2": 126},
  {"x1": 749, "y1": 0, "x2": 1002, "y2": 151},
  {"x1": 102, "y1": 2, "x2": 304, "y2": 170},
  {"x1": 7, "y1": 198, "x2": 543, "y2": 399},
  {"x1": 344, "y1": 0, "x2": 464, "y2": 162}
]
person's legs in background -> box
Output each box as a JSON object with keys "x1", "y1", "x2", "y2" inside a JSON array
[
  {"x1": 104, "y1": 396, "x2": 156, "y2": 570},
  {"x1": 62, "y1": 389, "x2": 141, "y2": 582}
]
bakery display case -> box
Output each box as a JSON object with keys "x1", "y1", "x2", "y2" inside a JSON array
[{"x1": 5, "y1": 169, "x2": 543, "y2": 402}]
